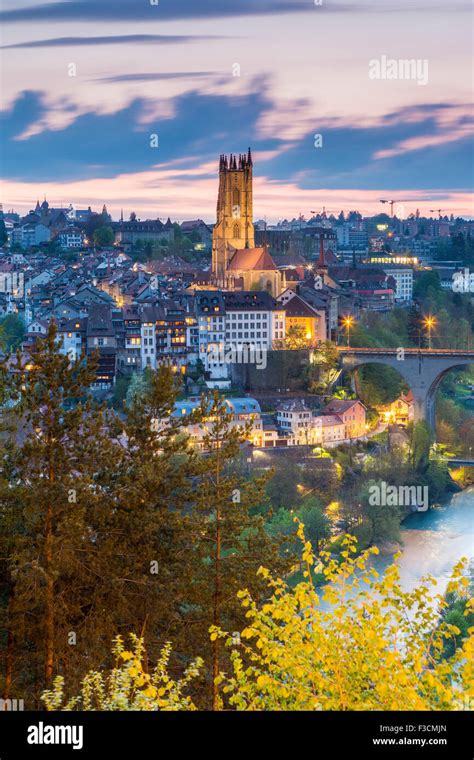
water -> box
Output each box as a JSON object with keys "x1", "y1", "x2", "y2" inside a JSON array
[{"x1": 374, "y1": 487, "x2": 474, "y2": 594}]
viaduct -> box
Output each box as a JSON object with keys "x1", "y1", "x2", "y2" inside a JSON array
[{"x1": 338, "y1": 347, "x2": 474, "y2": 432}]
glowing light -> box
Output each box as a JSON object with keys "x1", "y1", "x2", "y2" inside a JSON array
[{"x1": 423, "y1": 315, "x2": 437, "y2": 329}]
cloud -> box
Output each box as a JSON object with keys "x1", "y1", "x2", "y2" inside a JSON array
[
  {"x1": 1, "y1": 89, "x2": 472, "y2": 196},
  {"x1": 0, "y1": 88, "x2": 278, "y2": 182},
  {"x1": 1, "y1": 0, "x2": 470, "y2": 25},
  {"x1": 258, "y1": 104, "x2": 474, "y2": 191},
  {"x1": 0, "y1": 0, "x2": 314, "y2": 24},
  {"x1": 2, "y1": 34, "x2": 222, "y2": 50},
  {"x1": 93, "y1": 72, "x2": 217, "y2": 84}
]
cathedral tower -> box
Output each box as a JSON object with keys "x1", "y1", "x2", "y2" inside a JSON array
[{"x1": 212, "y1": 148, "x2": 255, "y2": 283}]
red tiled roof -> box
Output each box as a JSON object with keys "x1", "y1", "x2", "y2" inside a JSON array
[{"x1": 228, "y1": 247, "x2": 277, "y2": 272}]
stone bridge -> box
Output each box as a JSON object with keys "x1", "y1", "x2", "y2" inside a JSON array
[{"x1": 338, "y1": 348, "x2": 474, "y2": 431}]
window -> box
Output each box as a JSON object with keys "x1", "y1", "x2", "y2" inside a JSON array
[{"x1": 233, "y1": 224, "x2": 240, "y2": 239}]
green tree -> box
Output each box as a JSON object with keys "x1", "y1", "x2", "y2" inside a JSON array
[
  {"x1": 0, "y1": 325, "x2": 120, "y2": 703},
  {"x1": 283, "y1": 325, "x2": 310, "y2": 349},
  {"x1": 410, "y1": 421, "x2": 434, "y2": 472},
  {"x1": 0, "y1": 314, "x2": 25, "y2": 352},
  {"x1": 188, "y1": 393, "x2": 288, "y2": 709},
  {"x1": 93, "y1": 225, "x2": 114, "y2": 248},
  {"x1": 356, "y1": 364, "x2": 407, "y2": 406},
  {"x1": 297, "y1": 497, "x2": 331, "y2": 554},
  {"x1": 0, "y1": 220, "x2": 8, "y2": 247},
  {"x1": 266, "y1": 458, "x2": 302, "y2": 510}
]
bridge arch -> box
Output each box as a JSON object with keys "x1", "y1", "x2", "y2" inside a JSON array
[
  {"x1": 338, "y1": 349, "x2": 474, "y2": 434},
  {"x1": 425, "y1": 363, "x2": 472, "y2": 431}
]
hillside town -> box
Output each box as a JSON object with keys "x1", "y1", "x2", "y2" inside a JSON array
[{"x1": 0, "y1": 152, "x2": 471, "y2": 452}]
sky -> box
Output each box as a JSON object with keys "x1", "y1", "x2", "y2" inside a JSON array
[{"x1": 0, "y1": 0, "x2": 473, "y2": 222}]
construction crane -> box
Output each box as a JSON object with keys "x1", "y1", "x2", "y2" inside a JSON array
[
  {"x1": 379, "y1": 199, "x2": 409, "y2": 217},
  {"x1": 430, "y1": 209, "x2": 444, "y2": 219}
]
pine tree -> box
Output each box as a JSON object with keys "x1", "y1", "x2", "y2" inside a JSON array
[
  {"x1": 0, "y1": 324, "x2": 123, "y2": 703},
  {"x1": 102, "y1": 364, "x2": 200, "y2": 664},
  {"x1": 184, "y1": 392, "x2": 289, "y2": 709}
]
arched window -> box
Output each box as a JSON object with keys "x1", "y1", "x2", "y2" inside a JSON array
[
  {"x1": 233, "y1": 188, "x2": 240, "y2": 207},
  {"x1": 233, "y1": 224, "x2": 240, "y2": 239}
]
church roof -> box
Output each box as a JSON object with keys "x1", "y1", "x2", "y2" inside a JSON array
[{"x1": 228, "y1": 247, "x2": 277, "y2": 272}]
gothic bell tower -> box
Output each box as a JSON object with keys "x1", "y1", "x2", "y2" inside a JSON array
[{"x1": 212, "y1": 148, "x2": 255, "y2": 284}]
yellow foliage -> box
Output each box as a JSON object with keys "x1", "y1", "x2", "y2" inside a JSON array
[
  {"x1": 42, "y1": 635, "x2": 203, "y2": 711},
  {"x1": 213, "y1": 525, "x2": 474, "y2": 711},
  {"x1": 41, "y1": 527, "x2": 473, "y2": 712}
]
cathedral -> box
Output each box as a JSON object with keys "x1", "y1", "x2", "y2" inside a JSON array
[{"x1": 211, "y1": 149, "x2": 284, "y2": 296}]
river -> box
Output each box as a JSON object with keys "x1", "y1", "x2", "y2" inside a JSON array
[{"x1": 373, "y1": 487, "x2": 474, "y2": 594}]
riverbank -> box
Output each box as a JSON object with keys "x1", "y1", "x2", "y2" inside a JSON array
[{"x1": 374, "y1": 486, "x2": 474, "y2": 595}]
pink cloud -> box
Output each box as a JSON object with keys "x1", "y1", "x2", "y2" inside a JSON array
[{"x1": 2, "y1": 162, "x2": 473, "y2": 221}]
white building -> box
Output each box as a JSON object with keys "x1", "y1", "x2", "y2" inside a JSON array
[
  {"x1": 276, "y1": 399, "x2": 317, "y2": 445},
  {"x1": 58, "y1": 227, "x2": 84, "y2": 249},
  {"x1": 57, "y1": 318, "x2": 86, "y2": 361},
  {"x1": 222, "y1": 291, "x2": 286, "y2": 350},
  {"x1": 383, "y1": 265, "x2": 413, "y2": 302}
]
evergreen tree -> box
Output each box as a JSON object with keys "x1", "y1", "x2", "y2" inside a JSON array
[
  {"x1": 0, "y1": 325, "x2": 121, "y2": 703},
  {"x1": 410, "y1": 421, "x2": 434, "y2": 472},
  {"x1": 186, "y1": 393, "x2": 289, "y2": 709},
  {"x1": 106, "y1": 365, "x2": 199, "y2": 668}
]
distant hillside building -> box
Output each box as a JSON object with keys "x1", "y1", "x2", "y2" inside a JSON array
[{"x1": 115, "y1": 218, "x2": 174, "y2": 251}]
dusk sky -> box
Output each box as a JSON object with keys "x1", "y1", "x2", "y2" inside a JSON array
[{"x1": 1, "y1": 0, "x2": 473, "y2": 221}]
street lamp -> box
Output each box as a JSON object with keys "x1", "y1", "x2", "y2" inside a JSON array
[
  {"x1": 423, "y1": 315, "x2": 437, "y2": 350},
  {"x1": 342, "y1": 315, "x2": 355, "y2": 347}
]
